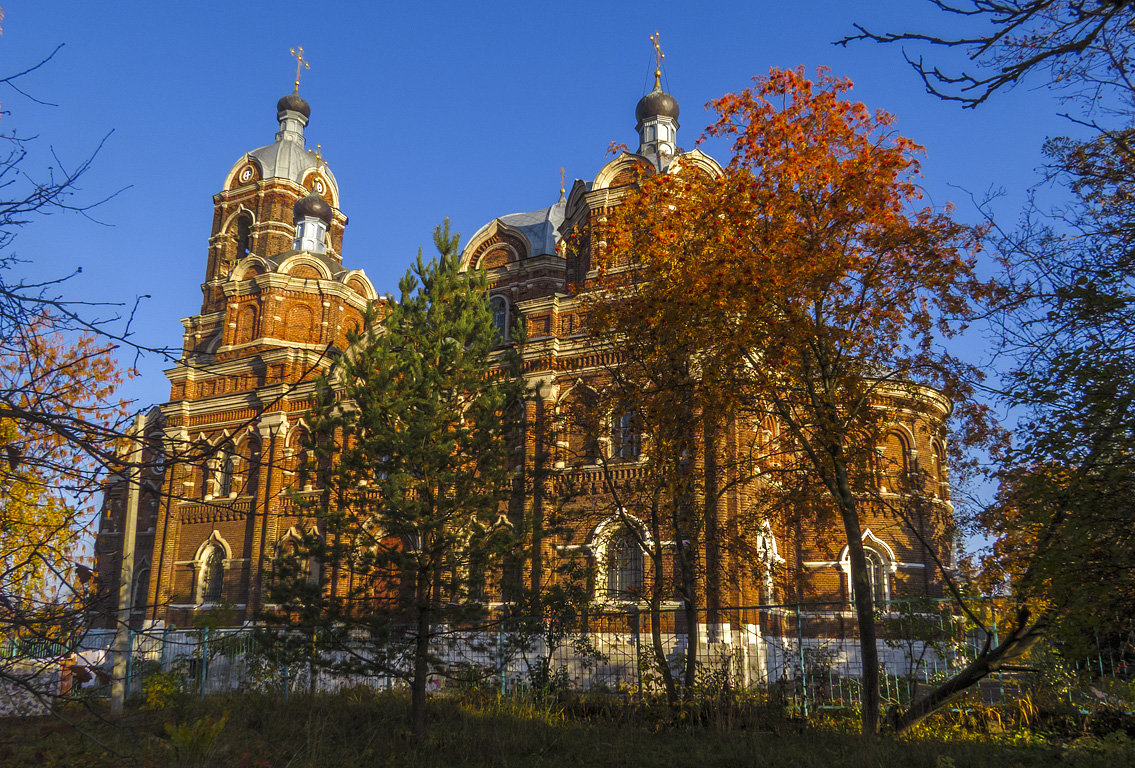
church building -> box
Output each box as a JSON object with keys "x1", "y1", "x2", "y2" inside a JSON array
[{"x1": 96, "y1": 66, "x2": 955, "y2": 630}]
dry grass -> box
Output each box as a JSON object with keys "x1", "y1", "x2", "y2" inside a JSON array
[{"x1": 1, "y1": 689, "x2": 1133, "y2": 768}]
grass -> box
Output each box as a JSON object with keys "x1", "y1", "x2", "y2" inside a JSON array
[{"x1": 2, "y1": 689, "x2": 1134, "y2": 768}]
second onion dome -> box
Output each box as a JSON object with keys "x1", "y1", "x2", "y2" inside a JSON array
[{"x1": 293, "y1": 191, "x2": 332, "y2": 254}]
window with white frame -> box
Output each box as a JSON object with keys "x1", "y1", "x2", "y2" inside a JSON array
[
  {"x1": 217, "y1": 455, "x2": 235, "y2": 497},
  {"x1": 603, "y1": 525, "x2": 644, "y2": 599},
  {"x1": 850, "y1": 547, "x2": 888, "y2": 605}
]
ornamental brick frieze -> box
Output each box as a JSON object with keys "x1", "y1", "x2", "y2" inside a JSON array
[
  {"x1": 554, "y1": 464, "x2": 646, "y2": 495},
  {"x1": 188, "y1": 408, "x2": 261, "y2": 427},
  {"x1": 558, "y1": 352, "x2": 618, "y2": 371},
  {"x1": 520, "y1": 358, "x2": 555, "y2": 374},
  {"x1": 180, "y1": 499, "x2": 252, "y2": 524}
]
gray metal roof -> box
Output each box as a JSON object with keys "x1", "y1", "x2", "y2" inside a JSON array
[
  {"x1": 492, "y1": 199, "x2": 567, "y2": 257},
  {"x1": 233, "y1": 99, "x2": 340, "y2": 196}
]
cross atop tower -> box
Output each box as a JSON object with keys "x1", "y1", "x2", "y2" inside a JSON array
[
  {"x1": 290, "y1": 46, "x2": 310, "y2": 94},
  {"x1": 650, "y1": 32, "x2": 664, "y2": 90},
  {"x1": 559, "y1": 166, "x2": 566, "y2": 200}
]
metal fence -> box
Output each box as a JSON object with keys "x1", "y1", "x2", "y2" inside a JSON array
[{"x1": 4, "y1": 600, "x2": 1132, "y2": 715}]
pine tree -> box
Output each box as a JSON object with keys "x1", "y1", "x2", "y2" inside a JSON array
[{"x1": 264, "y1": 221, "x2": 527, "y2": 742}]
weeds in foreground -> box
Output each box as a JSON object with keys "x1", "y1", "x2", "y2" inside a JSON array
[{"x1": 1, "y1": 689, "x2": 1133, "y2": 767}]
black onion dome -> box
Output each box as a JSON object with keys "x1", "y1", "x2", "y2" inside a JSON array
[
  {"x1": 294, "y1": 191, "x2": 332, "y2": 223},
  {"x1": 635, "y1": 87, "x2": 680, "y2": 123},
  {"x1": 277, "y1": 92, "x2": 311, "y2": 119}
]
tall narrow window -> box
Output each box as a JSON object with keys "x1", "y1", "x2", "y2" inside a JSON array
[
  {"x1": 490, "y1": 295, "x2": 509, "y2": 340},
  {"x1": 930, "y1": 440, "x2": 948, "y2": 499},
  {"x1": 218, "y1": 456, "x2": 234, "y2": 497},
  {"x1": 605, "y1": 526, "x2": 644, "y2": 599},
  {"x1": 615, "y1": 410, "x2": 640, "y2": 459},
  {"x1": 240, "y1": 436, "x2": 260, "y2": 496},
  {"x1": 296, "y1": 447, "x2": 315, "y2": 491},
  {"x1": 235, "y1": 216, "x2": 252, "y2": 259},
  {"x1": 851, "y1": 547, "x2": 887, "y2": 605},
  {"x1": 199, "y1": 545, "x2": 224, "y2": 604}
]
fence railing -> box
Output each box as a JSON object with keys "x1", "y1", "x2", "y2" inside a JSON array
[{"x1": 3, "y1": 599, "x2": 1132, "y2": 715}]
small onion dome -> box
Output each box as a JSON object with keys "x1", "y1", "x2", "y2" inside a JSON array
[
  {"x1": 635, "y1": 86, "x2": 679, "y2": 124},
  {"x1": 294, "y1": 191, "x2": 332, "y2": 223},
  {"x1": 277, "y1": 92, "x2": 311, "y2": 119}
]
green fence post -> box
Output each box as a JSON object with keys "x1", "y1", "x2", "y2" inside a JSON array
[
  {"x1": 797, "y1": 602, "x2": 808, "y2": 718},
  {"x1": 498, "y1": 625, "x2": 505, "y2": 698},
  {"x1": 199, "y1": 628, "x2": 209, "y2": 701},
  {"x1": 125, "y1": 629, "x2": 134, "y2": 701},
  {"x1": 992, "y1": 609, "x2": 1004, "y2": 701},
  {"x1": 633, "y1": 608, "x2": 642, "y2": 704}
]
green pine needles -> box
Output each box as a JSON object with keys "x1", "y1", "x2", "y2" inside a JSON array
[{"x1": 263, "y1": 220, "x2": 529, "y2": 742}]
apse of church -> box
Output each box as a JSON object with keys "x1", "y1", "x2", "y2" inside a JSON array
[{"x1": 97, "y1": 55, "x2": 955, "y2": 629}]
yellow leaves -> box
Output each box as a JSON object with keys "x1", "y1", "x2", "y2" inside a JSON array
[
  {"x1": 0, "y1": 321, "x2": 128, "y2": 607},
  {"x1": 0, "y1": 467, "x2": 75, "y2": 600}
]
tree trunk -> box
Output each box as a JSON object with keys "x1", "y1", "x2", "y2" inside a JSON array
[
  {"x1": 410, "y1": 568, "x2": 431, "y2": 745},
  {"x1": 703, "y1": 415, "x2": 722, "y2": 635},
  {"x1": 889, "y1": 610, "x2": 1044, "y2": 733},
  {"x1": 648, "y1": 535, "x2": 678, "y2": 707},
  {"x1": 671, "y1": 474, "x2": 700, "y2": 694},
  {"x1": 834, "y1": 464, "x2": 879, "y2": 738}
]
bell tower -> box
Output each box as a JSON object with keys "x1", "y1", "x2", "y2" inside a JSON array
[
  {"x1": 142, "y1": 61, "x2": 379, "y2": 627},
  {"x1": 201, "y1": 77, "x2": 347, "y2": 314}
]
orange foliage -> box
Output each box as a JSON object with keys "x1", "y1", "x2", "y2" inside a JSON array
[{"x1": 591, "y1": 67, "x2": 999, "y2": 734}]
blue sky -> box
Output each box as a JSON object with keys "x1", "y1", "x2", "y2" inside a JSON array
[{"x1": 2, "y1": 1, "x2": 1082, "y2": 412}]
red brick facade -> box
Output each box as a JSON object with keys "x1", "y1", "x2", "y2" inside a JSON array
[{"x1": 96, "y1": 87, "x2": 955, "y2": 629}]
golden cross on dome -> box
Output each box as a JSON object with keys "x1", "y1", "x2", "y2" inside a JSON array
[
  {"x1": 290, "y1": 46, "x2": 310, "y2": 94},
  {"x1": 650, "y1": 31, "x2": 664, "y2": 90},
  {"x1": 559, "y1": 166, "x2": 566, "y2": 198}
]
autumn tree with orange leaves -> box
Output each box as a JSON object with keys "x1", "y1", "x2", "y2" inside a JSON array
[{"x1": 597, "y1": 67, "x2": 998, "y2": 736}]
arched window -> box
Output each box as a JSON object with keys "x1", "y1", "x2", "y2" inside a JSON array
[
  {"x1": 146, "y1": 430, "x2": 165, "y2": 478},
  {"x1": 296, "y1": 447, "x2": 315, "y2": 491},
  {"x1": 615, "y1": 410, "x2": 641, "y2": 460},
  {"x1": 930, "y1": 439, "x2": 948, "y2": 499},
  {"x1": 199, "y1": 450, "x2": 214, "y2": 500},
  {"x1": 273, "y1": 535, "x2": 318, "y2": 587},
  {"x1": 235, "y1": 215, "x2": 252, "y2": 259},
  {"x1": 490, "y1": 295, "x2": 509, "y2": 340},
  {"x1": 240, "y1": 435, "x2": 261, "y2": 496},
  {"x1": 286, "y1": 428, "x2": 314, "y2": 491},
  {"x1": 850, "y1": 547, "x2": 888, "y2": 605},
  {"x1": 198, "y1": 544, "x2": 225, "y2": 604},
  {"x1": 217, "y1": 455, "x2": 235, "y2": 497},
  {"x1": 604, "y1": 525, "x2": 644, "y2": 599}
]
